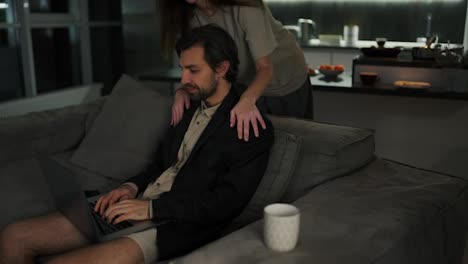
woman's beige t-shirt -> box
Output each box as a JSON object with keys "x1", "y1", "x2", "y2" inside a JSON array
[{"x1": 191, "y1": 5, "x2": 307, "y2": 97}]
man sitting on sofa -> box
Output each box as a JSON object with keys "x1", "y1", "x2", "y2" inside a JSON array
[{"x1": 0, "y1": 24, "x2": 274, "y2": 264}]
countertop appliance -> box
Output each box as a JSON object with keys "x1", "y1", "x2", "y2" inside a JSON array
[{"x1": 298, "y1": 18, "x2": 316, "y2": 44}]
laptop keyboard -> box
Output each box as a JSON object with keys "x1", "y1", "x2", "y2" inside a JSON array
[{"x1": 88, "y1": 201, "x2": 133, "y2": 235}]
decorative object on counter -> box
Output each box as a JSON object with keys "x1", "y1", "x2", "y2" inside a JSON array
[
  {"x1": 298, "y1": 18, "x2": 316, "y2": 44},
  {"x1": 343, "y1": 25, "x2": 359, "y2": 46},
  {"x1": 412, "y1": 35, "x2": 440, "y2": 60},
  {"x1": 283, "y1": 25, "x2": 300, "y2": 41},
  {"x1": 411, "y1": 47, "x2": 435, "y2": 60},
  {"x1": 425, "y1": 35, "x2": 439, "y2": 49},
  {"x1": 376, "y1": 38, "x2": 387, "y2": 48},
  {"x1": 361, "y1": 47, "x2": 401, "y2": 58},
  {"x1": 416, "y1": 37, "x2": 427, "y2": 43},
  {"x1": 434, "y1": 46, "x2": 463, "y2": 68},
  {"x1": 319, "y1": 64, "x2": 344, "y2": 80},
  {"x1": 319, "y1": 34, "x2": 342, "y2": 46},
  {"x1": 359, "y1": 72, "x2": 379, "y2": 86},
  {"x1": 462, "y1": 50, "x2": 468, "y2": 68},
  {"x1": 393, "y1": 80, "x2": 431, "y2": 89},
  {"x1": 412, "y1": 41, "x2": 464, "y2": 67},
  {"x1": 307, "y1": 66, "x2": 318, "y2": 76}
]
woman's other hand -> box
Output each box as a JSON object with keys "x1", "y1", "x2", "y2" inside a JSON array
[
  {"x1": 230, "y1": 96, "x2": 266, "y2": 142},
  {"x1": 171, "y1": 88, "x2": 191, "y2": 126}
]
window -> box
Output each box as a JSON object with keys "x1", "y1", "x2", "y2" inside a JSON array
[
  {"x1": 90, "y1": 27, "x2": 123, "y2": 94},
  {"x1": 0, "y1": 1, "x2": 7, "y2": 23},
  {"x1": 32, "y1": 27, "x2": 82, "y2": 93},
  {"x1": 29, "y1": 0, "x2": 70, "y2": 13},
  {"x1": 89, "y1": 0, "x2": 122, "y2": 21},
  {"x1": 89, "y1": 0, "x2": 123, "y2": 94},
  {"x1": 0, "y1": 0, "x2": 124, "y2": 103},
  {"x1": 0, "y1": 1, "x2": 24, "y2": 102}
]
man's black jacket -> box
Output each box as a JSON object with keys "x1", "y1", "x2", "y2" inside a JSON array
[{"x1": 126, "y1": 84, "x2": 274, "y2": 260}]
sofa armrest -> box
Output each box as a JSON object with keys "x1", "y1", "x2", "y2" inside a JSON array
[{"x1": 0, "y1": 98, "x2": 105, "y2": 164}]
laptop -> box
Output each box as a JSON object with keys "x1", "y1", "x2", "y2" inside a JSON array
[{"x1": 39, "y1": 157, "x2": 167, "y2": 242}]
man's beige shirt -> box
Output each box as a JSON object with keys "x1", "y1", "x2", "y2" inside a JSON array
[
  {"x1": 126, "y1": 102, "x2": 220, "y2": 218},
  {"x1": 142, "y1": 101, "x2": 220, "y2": 199}
]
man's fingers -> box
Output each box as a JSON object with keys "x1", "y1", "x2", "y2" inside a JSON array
[
  {"x1": 99, "y1": 194, "x2": 112, "y2": 215},
  {"x1": 109, "y1": 193, "x2": 120, "y2": 206},
  {"x1": 112, "y1": 214, "x2": 131, "y2": 225},
  {"x1": 94, "y1": 196, "x2": 103, "y2": 212},
  {"x1": 105, "y1": 203, "x2": 131, "y2": 222}
]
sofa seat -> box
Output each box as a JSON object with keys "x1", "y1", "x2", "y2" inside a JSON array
[{"x1": 173, "y1": 159, "x2": 468, "y2": 264}]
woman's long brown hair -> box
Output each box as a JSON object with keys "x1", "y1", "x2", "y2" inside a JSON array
[{"x1": 159, "y1": 0, "x2": 264, "y2": 57}]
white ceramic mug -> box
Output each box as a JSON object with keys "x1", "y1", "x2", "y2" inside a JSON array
[{"x1": 263, "y1": 203, "x2": 300, "y2": 252}]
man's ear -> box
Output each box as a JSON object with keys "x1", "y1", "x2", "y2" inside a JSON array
[{"x1": 215, "y1": 61, "x2": 230, "y2": 79}]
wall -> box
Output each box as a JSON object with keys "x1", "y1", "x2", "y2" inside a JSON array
[
  {"x1": 314, "y1": 91, "x2": 468, "y2": 179},
  {"x1": 267, "y1": 0, "x2": 467, "y2": 44}
]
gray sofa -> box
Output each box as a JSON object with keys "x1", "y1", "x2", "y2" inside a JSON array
[{"x1": 1, "y1": 76, "x2": 468, "y2": 263}]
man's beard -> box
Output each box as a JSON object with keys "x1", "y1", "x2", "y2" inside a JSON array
[{"x1": 183, "y1": 79, "x2": 218, "y2": 101}]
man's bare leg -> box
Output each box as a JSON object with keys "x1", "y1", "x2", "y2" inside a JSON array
[
  {"x1": 46, "y1": 237, "x2": 144, "y2": 264},
  {"x1": 0, "y1": 212, "x2": 89, "y2": 264}
]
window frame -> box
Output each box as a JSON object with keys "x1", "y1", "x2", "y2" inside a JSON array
[{"x1": 1, "y1": 0, "x2": 122, "y2": 100}]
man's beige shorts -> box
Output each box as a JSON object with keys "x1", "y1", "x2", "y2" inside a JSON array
[{"x1": 126, "y1": 228, "x2": 158, "y2": 264}]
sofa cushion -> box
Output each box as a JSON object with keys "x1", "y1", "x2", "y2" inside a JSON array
[
  {"x1": 71, "y1": 75, "x2": 172, "y2": 181},
  {"x1": 228, "y1": 129, "x2": 302, "y2": 230},
  {"x1": 268, "y1": 116, "x2": 375, "y2": 202},
  {"x1": 0, "y1": 113, "x2": 87, "y2": 164},
  {"x1": 0, "y1": 98, "x2": 105, "y2": 165}
]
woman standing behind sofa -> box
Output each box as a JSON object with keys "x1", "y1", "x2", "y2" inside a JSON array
[{"x1": 160, "y1": 0, "x2": 312, "y2": 141}]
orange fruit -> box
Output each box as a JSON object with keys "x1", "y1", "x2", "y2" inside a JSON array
[
  {"x1": 320, "y1": 64, "x2": 333, "y2": 70},
  {"x1": 334, "y1": 65, "x2": 345, "y2": 71}
]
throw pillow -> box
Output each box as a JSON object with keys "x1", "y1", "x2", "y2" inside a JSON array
[
  {"x1": 71, "y1": 74, "x2": 172, "y2": 180},
  {"x1": 228, "y1": 128, "x2": 302, "y2": 230}
]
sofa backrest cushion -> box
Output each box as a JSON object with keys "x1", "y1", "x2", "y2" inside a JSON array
[
  {"x1": 268, "y1": 116, "x2": 375, "y2": 203},
  {"x1": 227, "y1": 128, "x2": 302, "y2": 230},
  {"x1": 0, "y1": 99, "x2": 104, "y2": 164},
  {"x1": 71, "y1": 74, "x2": 172, "y2": 180}
]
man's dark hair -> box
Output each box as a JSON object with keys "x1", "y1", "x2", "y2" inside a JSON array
[{"x1": 175, "y1": 24, "x2": 239, "y2": 83}]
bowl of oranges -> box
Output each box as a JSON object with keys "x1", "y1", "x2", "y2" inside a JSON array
[{"x1": 319, "y1": 64, "x2": 345, "y2": 79}]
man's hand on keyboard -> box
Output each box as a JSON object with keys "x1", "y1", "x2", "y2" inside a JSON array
[
  {"x1": 94, "y1": 185, "x2": 137, "y2": 216},
  {"x1": 104, "y1": 199, "x2": 150, "y2": 224}
]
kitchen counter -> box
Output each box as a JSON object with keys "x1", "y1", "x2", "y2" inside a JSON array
[
  {"x1": 301, "y1": 39, "x2": 461, "y2": 51},
  {"x1": 137, "y1": 68, "x2": 468, "y2": 100},
  {"x1": 311, "y1": 72, "x2": 468, "y2": 100}
]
